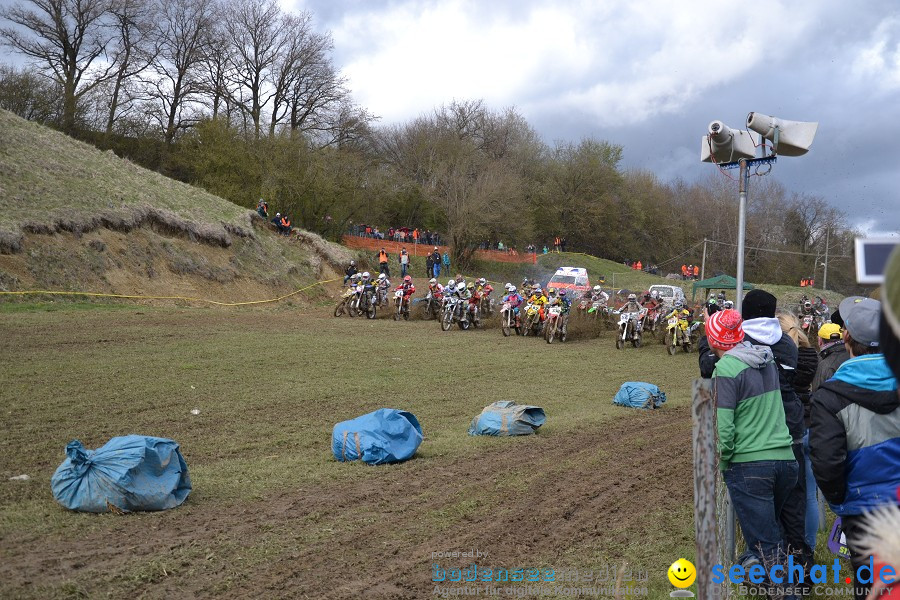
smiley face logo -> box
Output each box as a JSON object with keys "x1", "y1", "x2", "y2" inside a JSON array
[{"x1": 667, "y1": 559, "x2": 696, "y2": 588}]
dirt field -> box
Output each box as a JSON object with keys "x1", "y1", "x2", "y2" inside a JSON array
[{"x1": 0, "y1": 303, "x2": 697, "y2": 599}]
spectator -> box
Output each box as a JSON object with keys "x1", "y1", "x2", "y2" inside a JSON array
[
  {"x1": 682, "y1": 264, "x2": 688, "y2": 279},
  {"x1": 778, "y1": 309, "x2": 821, "y2": 552},
  {"x1": 271, "y1": 212, "x2": 281, "y2": 229},
  {"x1": 256, "y1": 199, "x2": 268, "y2": 218},
  {"x1": 442, "y1": 251, "x2": 450, "y2": 276},
  {"x1": 378, "y1": 248, "x2": 390, "y2": 277},
  {"x1": 343, "y1": 260, "x2": 358, "y2": 284},
  {"x1": 693, "y1": 265, "x2": 700, "y2": 280},
  {"x1": 425, "y1": 253, "x2": 434, "y2": 278},
  {"x1": 561, "y1": 237, "x2": 567, "y2": 252},
  {"x1": 431, "y1": 247, "x2": 441, "y2": 278},
  {"x1": 810, "y1": 297, "x2": 900, "y2": 600},
  {"x1": 812, "y1": 323, "x2": 849, "y2": 393},
  {"x1": 709, "y1": 309, "x2": 798, "y2": 592},
  {"x1": 498, "y1": 241, "x2": 504, "y2": 252},
  {"x1": 279, "y1": 214, "x2": 292, "y2": 236},
  {"x1": 399, "y1": 247, "x2": 409, "y2": 278},
  {"x1": 543, "y1": 246, "x2": 548, "y2": 254}
]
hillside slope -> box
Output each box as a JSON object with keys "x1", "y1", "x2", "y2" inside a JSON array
[{"x1": 0, "y1": 109, "x2": 354, "y2": 302}]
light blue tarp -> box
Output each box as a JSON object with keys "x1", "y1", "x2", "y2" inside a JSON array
[
  {"x1": 332, "y1": 408, "x2": 423, "y2": 464},
  {"x1": 468, "y1": 401, "x2": 546, "y2": 436},
  {"x1": 51, "y1": 435, "x2": 191, "y2": 513},
  {"x1": 613, "y1": 382, "x2": 667, "y2": 409}
]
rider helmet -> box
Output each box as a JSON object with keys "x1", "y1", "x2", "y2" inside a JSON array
[
  {"x1": 504, "y1": 282, "x2": 513, "y2": 291},
  {"x1": 362, "y1": 271, "x2": 370, "y2": 279},
  {"x1": 478, "y1": 277, "x2": 486, "y2": 286},
  {"x1": 804, "y1": 300, "x2": 812, "y2": 309},
  {"x1": 403, "y1": 275, "x2": 412, "y2": 284},
  {"x1": 593, "y1": 285, "x2": 602, "y2": 293},
  {"x1": 723, "y1": 300, "x2": 734, "y2": 309},
  {"x1": 377, "y1": 273, "x2": 386, "y2": 280},
  {"x1": 643, "y1": 291, "x2": 651, "y2": 300},
  {"x1": 559, "y1": 289, "x2": 567, "y2": 297},
  {"x1": 533, "y1": 286, "x2": 542, "y2": 295},
  {"x1": 628, "y1": 293, "x2": 637, "y2": 301},
  {"x1": 447, "y1": 279, "x2": 454, "y2": 287},
  {"x1": 509, "y1": 286, "x2": 517, "y2": 294},
  {"x1": 429, "y1": 278, "x2": 437, "y2": 285},
  {"x1": 675, "y1": 299, "x2": 684, "y2": 308},
  {"x1": 446, "y1": 281, "x2": 456, "y2": 291},
  {"x1": 547, "y1": 287, "x2": 557, "y2": 296},
  {"x1": 467, "y1": 281, "x2": 475, "y2": 290},
  {"x1": 651, "y1": 290, "x2": 660, "y2": 300}
]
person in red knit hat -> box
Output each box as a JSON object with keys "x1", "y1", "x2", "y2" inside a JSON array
[{"x1": 710, "y1": 309, "x2": 799, "y2": 596}]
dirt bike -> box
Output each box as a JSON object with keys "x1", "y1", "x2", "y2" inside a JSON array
[
  {"x1": 615, "y1": 309, "x2": 645, "y2": 349},
  {"x1": 441, "y1": 295, "x2": 470, "y2": 331},
  {"x1": 372, "y1": 285, "x2": 389, "y2": 308},
  {"x1": 393, "y1": 289, "x2": 411, "y2": 321},
  {"x1": 688, "y1": 320, "x2": 704, "y2": 349},
  {"x1": 333, "y1": 288, "x2": 355, "y2": 317},
  {"x1": 641, "y1": 306, "x2": 661, "y2": 335},
  {"x1": 665, "y1": 315, "x2": 692, "y2": 355},
  {"x1": 348, "y1": 284, "x2": 375, "y2": 318},
  {"x1": 522, "y1": 302, "x2": 544, "y2": 337},
  {"x1": 420, "y1": 291, "x2": 441, "y2": 320},
  {"x1": 587, "y1": 299, "x2": 609, "y2": 320},
  {"x1": 465, "y1": 301, "x2": 482, "y2": 328},
  {"x1": 544, "y1": 304, "x2": 567, "y2": 344},
  {"x1": 478, "y1": 294, "x2": 494, "y2": 317},
  {"x1": 500, "y1": 301, "x2": 522, "y2": 337}
]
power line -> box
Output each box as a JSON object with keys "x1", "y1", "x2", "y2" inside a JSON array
[
  {"x1": 705, "y1": 238, "x2": 851, "y2": 258},
  {"x1": 656, "y1": 240, "x2": 705, "y2": 267}
]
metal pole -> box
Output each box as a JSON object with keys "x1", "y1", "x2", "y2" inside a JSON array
[
  {"x1": 700, "y1": 238, "x2": 708, "y2": 281},
  {"x1": 823, "y1": 228, "x2": 829, "y2": 291},
  {"x1": 735, "y1": 160, "x2": 748, "y2": 314}
]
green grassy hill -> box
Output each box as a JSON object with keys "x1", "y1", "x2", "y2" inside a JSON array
[{"x1": 0, "y1": 109, "x2": 356, "y2": 301}]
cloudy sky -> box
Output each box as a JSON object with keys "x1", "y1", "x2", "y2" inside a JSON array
[{"x1": 286, "y1": 0, "x2": 899, "y2": 236}]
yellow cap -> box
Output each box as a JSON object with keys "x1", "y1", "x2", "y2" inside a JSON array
[{"x1": 818, "y1": 322, "x2": 842, "y2": 340}]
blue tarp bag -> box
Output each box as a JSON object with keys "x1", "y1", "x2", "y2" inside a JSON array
[
  {"x1": 468, "y1": 401, "x2": 545, "y2": 436},
  {"x1": 613, "y1": 382, "x2": 667, "y2": 409},
  {"x1": 51, "y1": 435, "x2": 192, "y2": 513},
  {"x1": 332, "y1": 408, "x2": 423, "y2": 465}
]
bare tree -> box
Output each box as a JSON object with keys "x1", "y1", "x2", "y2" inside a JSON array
[
  {"x1": 0, "y1": 0, "x2": 116, "y2": 133},
  {"x1": 145, "y1": 0, "x2": 216, "y2": 144},
  {"x1": 223, "y1": 0, "x2": 286, "y2": 138},
  {"x1": 0, "y1": 63, "x2": 62, "y2": 122},
  {"x1": 104, "y1": 0, "x2": 156, "y2": 136},
  {"x1": 198, "y1": 23, "x2": 234, "y2": 121}
]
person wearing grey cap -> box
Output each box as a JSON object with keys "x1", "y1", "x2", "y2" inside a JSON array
[{"x1": 809, "y1": 296, "x2": 900, "y2": 600}]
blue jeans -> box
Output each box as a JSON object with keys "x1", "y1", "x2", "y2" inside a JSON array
[
  {"x1": 401, "y1": 263, "x2": 408, "y2": 277},
  {"x1": 433, "y1": 263, "x2": 440, "y2": 278},
  {"x1": 801, "y1": 431, "x2": 819, "y2": 549},
  {"x1": 724, "y1": 460, "x2": 798, "y2": 582}
]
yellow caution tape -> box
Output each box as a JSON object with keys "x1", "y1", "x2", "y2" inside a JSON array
[{"x1": 0, "y1": 278, "x2": 339, "y2": 307}]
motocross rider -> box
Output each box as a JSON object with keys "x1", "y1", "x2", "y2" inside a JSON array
[
  {"x1": 395, "y1": 275, "x2": 415, "y2": 312},
  {"x1": 617, "y1": 293, "x2": 642, "y2": 314},
  {"x1": 799, "y1": 299, "x2": 816, "y2": 317},
  {"x1": 527, "y1": 285, "x2": 548, "y2": 323},
  {"x1": 465, "y1": 281, "x2": 481, "y2": 324},
  {"x1": 427, "y1": 278, "x2": 444, "y2": 301},
  {"x1": 374, "y1": 273, "x2": 390, "y2": 305},
  {"x1": 549, "y1": 288, "x2": 572, "y2": 335},
  {"x1": 503, "y1": 285, "x2": 524, "y2": 319},
  {"x1": 664, "y1": 299, "x2": 691, "y2": 340},
  {"x1": 589, "y1": 285, "x2": 609, "y2": 307}
]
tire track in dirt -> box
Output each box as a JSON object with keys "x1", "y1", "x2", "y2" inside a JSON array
[{"x1": 1, "y1": 406, "x2": 692, "y2": 599}]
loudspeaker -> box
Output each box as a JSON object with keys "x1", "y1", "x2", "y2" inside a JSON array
[
  {"x1": 746, "y1": 112, "x2": 818, "y2": 156},
  {"x1": 700, "y1": 120, "x2": 756, "y2": 163}
]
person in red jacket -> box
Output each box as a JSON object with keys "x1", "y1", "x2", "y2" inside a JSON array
[{"x1": 395, "y1": 275, "x2": 415, "y2": 314}]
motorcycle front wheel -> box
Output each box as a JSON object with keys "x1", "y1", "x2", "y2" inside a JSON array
[
  {"x1": 666, "y1": 331, "x2": 676, "y2": 355},
  {"x1": 348, "y1": 301, "x2": 359, "y2": 318},
  {"x1": 334, "y1": 301, "x2": 346, "y2": 317},
  {"x1": 459, "y1": 318, "x2": 470, "y2": 330},
  {"x1": 616, "y1": 336, "x2": 624, "y2": 350},
  {"x1": 441, "y1": 310, "x2": 453, "y2": 331},
  {"x1": 545, "y1": 320, "x2": 556, "y2": 344},
  {"x1": 501, "y1": 312, "x2": 511, "y2": 337},
  {"x1": 366, "y1": 303, "x2": 377, "y2": 319},
  {"x1": 632, "y1": 334, "x2": 642, "y2": 348}
]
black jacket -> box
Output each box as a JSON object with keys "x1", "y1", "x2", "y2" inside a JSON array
[
  {"x1": 795, "y1": 346, "x2": 819, "y2": 427},
  {"x1": 811, "y1": 342, "x2": 849, "y2": 393},
  {"x1": 345, "y1": 265, "x2": 358, "y2": 277}
]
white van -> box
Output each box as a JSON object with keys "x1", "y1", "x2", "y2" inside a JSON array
[
  {"x1": 648, "y1": 284, "x2": 686, "y2": 309},
  {"x1": 547, "y1": 267, "x2": 591, "y2": 296}
]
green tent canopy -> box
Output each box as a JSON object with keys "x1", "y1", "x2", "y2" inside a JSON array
[{"x1": 691, "y1": 274, "x2": 755, "y2": 302}]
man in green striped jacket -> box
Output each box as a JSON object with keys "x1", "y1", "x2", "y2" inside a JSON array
[{"x1": 708, "y1": 309, "x2": 799, "y2": 592}]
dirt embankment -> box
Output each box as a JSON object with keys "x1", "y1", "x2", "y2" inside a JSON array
[{"x1": 0, "y1": 219, "x2": 359, "y2": 304}]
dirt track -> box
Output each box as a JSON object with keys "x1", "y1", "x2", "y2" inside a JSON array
[{"x1": 1, "y1": 405, "x2": 692, "y2": 599}]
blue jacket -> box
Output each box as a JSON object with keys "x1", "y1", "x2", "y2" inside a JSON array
[{"x1": 809, "y1": 354, "x2": 900, "y2": 515}]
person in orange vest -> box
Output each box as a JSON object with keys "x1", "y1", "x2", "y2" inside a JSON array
[
  {"x1": 682, "y1": 264, "x2": 688, "y2": 279},
  {"x1": 378, "y1": 248, "x2": 390, "y2": 276},
  {"x1": 636, "y1": 260, "x2": 642, "y2": 271},
  {"x1": 693, "y1": 265, "x2": 699, "y2": 280},
  {"x1": 279, "y1": 215, "x2": 291, "y2": 236},
  {"x1": 413, "y1": 228, "x2": 419, "y2": 243}
]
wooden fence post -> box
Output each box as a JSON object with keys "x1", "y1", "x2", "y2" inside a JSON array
[{"x1": 693, "y1": 378, "x2": 727, "y2": 599}]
